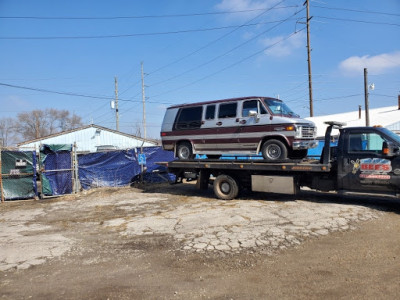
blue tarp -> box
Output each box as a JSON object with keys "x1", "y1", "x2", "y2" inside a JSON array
[
  {"x1": 133, "y1": 147, "x2": 175, "y2": 183},
  {"x1": 78, "y1": 149, "x2": 140, "y2": 189},
  {"x1": 40, "y1": 144, "x2": 73, "y2": 196}
]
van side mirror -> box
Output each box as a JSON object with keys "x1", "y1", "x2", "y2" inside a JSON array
[{"x1": 248, "y1": 110, "x2": 260, "y2": 122}]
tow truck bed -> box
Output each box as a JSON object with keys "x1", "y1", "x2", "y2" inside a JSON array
[{"x1": 159, "y1": 159, "x2": 331, "y2": 173}]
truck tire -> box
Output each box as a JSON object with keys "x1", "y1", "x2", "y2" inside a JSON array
[
  {"x1": 177, "y1": 142, "x2": 194, "y2": 160},
  {"x1": 261, "y1": 139, "x2": 288, "y2": 160},
  {"x1": 213, "y1": 174, "x2": 239, "y2": 200}
]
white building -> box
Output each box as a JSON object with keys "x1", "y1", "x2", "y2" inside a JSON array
[
  {"x1": 18, "y1": 124, "x2": 159, "y2": 152},
  {"x1": 307, "y1": 105, "x2": 400, "y2": 138}
]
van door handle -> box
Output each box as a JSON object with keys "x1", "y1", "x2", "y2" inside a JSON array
[{"x1": 216, "y1": 122, "x2": 222, "y2": 126}]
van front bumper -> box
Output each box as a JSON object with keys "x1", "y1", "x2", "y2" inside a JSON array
[{"x1": 292, "y1": 140, "x2": 319, "y2": 150}]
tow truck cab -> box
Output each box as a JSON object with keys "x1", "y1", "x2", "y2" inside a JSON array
[{"x1": 312, "y1": 122, "x2": 400, "y2": 195}]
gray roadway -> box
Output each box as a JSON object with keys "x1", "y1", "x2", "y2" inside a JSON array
[{"x1": 0, "y1": 186, "x2": 379, "y2": 271}]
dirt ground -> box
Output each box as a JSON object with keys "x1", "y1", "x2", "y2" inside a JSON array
[{"x1": 1, "y1": 183, "x2": 400, "y2": 299}]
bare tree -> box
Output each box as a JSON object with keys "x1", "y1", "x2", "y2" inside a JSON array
[
  {"x1": 0, "y1": 118, "x2": 17, "y2": 147},
  {"x1": 16, "y1": 109, "x2": 83, "y2": 140}
]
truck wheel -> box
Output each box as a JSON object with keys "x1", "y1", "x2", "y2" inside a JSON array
[
  {"x1": 261, "y1": 139, "x2": 288, "y2": 161},
  {"x1": 213, "y1": 175, "x2": 239, "y2": 200},
  {"x1": 177, "y1": 142, "x2": 194, "y2": 160}
]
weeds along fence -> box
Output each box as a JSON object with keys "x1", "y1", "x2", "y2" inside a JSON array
[{"x1": 1, "y1": 145, "x2": 174, "y2": 202}]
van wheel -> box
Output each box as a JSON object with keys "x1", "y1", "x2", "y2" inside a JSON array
[
  {"x1": 213, "y1": 175, "x2": 239, "y2": 200},
  {"x1": 177, "y1": 142, "x2": 194, "y2": 160},
  {"x1": 261, "y1": 139, "x2": 288, "y2": 161}
]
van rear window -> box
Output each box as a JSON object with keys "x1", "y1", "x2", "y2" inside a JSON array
[
  {"x1": 218, "y1": 103, "x2": 237, "y2": 119},
  {"x1": 175, "y1": 106, "x2": 203, "y2": 130}
]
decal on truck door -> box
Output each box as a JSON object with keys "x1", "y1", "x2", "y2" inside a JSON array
[{"x1": 352, "y1": 158, "x2": 392, "y2": 182}]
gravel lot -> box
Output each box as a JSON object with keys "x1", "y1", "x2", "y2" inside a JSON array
[{"x1": 1, "y1": 183, "x2": 399, "y2": 299}]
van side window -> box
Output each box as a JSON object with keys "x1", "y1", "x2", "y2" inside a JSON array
[
  {"x1": 175, "y1": 106, "x2": 203, "y2": 130},
  {"x1": 218, "y1": 103, "x2": 237, "y2": 119},
  {"x1": 242, "y1": 100, "x2": 268, "y2": 116},
  {"x1": 242, "y1": 100, "x2": 257, "y2": 117},
  {"x1": 205, "y1": 105, "x2": 215, "y2": 120}
]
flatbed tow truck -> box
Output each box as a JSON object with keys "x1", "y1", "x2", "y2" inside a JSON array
[{"x1": 158, "y1": 122, "x2": 400, "y2": 200}]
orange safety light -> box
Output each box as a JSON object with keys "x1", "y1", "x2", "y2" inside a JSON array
[{"x1": 383, "y1": 147, "x2": 389, "y2": 155}]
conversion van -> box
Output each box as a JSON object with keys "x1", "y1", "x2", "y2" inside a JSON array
[{"x1": 160, "y1": 96, "x2": 317, "y2": 160}]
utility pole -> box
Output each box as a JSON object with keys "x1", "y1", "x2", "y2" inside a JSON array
[
  {"x1": 364, "y1": 68, "x2": 370, "y2": 126},
  {"x1": 114, "y1": 76, "x2": 119, "y2": 131},
  {"x1": 141, "y1": 62, "x2": 147, "y2": 139},
  {"x1": 305, "y1": 0, "x2": 314, "y2": 117}
]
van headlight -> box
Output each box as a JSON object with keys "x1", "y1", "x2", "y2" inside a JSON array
[{"x1": 294, "y1": 125, "x2": 302, "y2": 138}]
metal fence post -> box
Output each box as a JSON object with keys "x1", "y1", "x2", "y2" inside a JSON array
[
  {"x1": 73, "y1": 142, "x2": 79, "y2": 193},
  {"x1": 0, "y1": 147, "x2": 4, "y2": 203}
]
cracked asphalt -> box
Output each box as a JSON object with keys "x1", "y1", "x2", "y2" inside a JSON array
[{"x1": 1, "y1": 183, "x2": 399, "y2": 299}]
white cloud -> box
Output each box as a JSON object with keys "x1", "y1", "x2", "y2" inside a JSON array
[
  {"x1": 261, "y1": 31, "x2": 305, "y2": 57},
  {"x1": 216, "y1": 0, "x2": 281, "y2": 21},
  {"x1": 339, "y1": 51, "x2": 400, "y2": 75}
]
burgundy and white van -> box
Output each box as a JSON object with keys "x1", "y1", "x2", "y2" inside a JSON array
[{"x1": 161, "y1": 96, "x2": 317, "y2": 160}]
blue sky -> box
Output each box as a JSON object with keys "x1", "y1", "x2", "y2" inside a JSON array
[{"x1": 0, "y1": 0, "x2": 399, "y2": 139}]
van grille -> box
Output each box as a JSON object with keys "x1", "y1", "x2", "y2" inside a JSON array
[{"x1": 301, "y1": 126, "x2": 315, "y2": 138}]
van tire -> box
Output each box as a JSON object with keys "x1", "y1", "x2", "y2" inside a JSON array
[
  {"x1": 177, "y1": 142, "x2": 194, "y2": 160},
  {"x1": 261, "y1": 139, "x2": 288, "y2": 160},
  {"x1": 213, "y1": 175, "x2": 239, "y2": 200}
]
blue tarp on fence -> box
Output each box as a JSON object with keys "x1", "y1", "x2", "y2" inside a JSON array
[
  {"x1": 78, "y1": 149, "x2": 140, "y2": 189},
  {"x1": 133, "y1": 147, "x2": 176, "y2": 183},
  {"x1": 40, "y1": 144, "x2": 73, "y2": 196},
  {"x1": 77, "y1": 147, "x2": 175, "y2": 189}
]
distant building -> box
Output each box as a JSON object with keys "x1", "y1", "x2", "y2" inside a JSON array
[
  {"x1": 307, "y1": 105, "x2": 400, "y2": 138},
  {"x1": 17, "y1": 124, "x2": 159, "y2": 152}
]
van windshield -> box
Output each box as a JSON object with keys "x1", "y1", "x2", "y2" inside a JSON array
[{"x1": 263, "y1": 99, "x2": 299, "y2": 117}]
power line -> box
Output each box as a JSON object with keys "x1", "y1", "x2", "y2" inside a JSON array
[
  {"x1": 314, "y1": 16, "x2": 400, "y2": 27},
  {"x1": 147, "y1": 0, "x2": 288, "y2": 75},
  {"x1": 119, "y1": 0, "x2": 289, "y2": 93},
  {"x1": 312, "y1": 5, "x2": 400, "y2": 17},
  {"x1": 150, "y1": 8, "x2": 305, "y2": 88},
  {"x1": 150, "y1": 27, "x2": 307, "y2": 100},
  {"x1": 0, "y1": 82, "x2": 173, "y2": 104},
  {"x1": 373, "y1": 93, "x2": 397, "y2": 98},
  {"x1": 117, "y1": 0, "x2": 289, "y2": 113},
  {"x1": 0, "y1": 6, "x2": 298, "y2": 20},
  {"x1": 0, "y1": 23, "x2": 283, "y2": 40},
  {"x1": 314, "y1": 94, "x2": 363, "y2": 102},
  {"x1": 0, "y1": 18, "x2": 302, "y2": 40}
]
